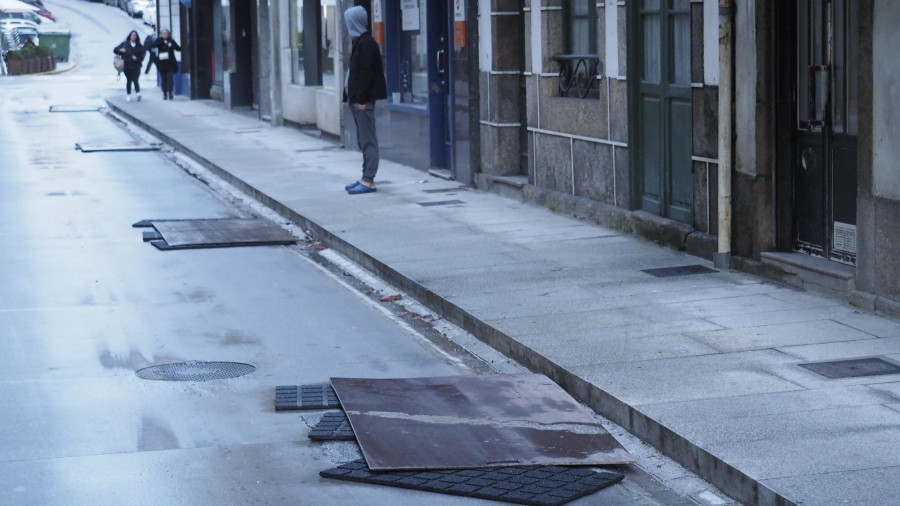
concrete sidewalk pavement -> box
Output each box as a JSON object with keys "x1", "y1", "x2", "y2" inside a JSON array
[{"x1": 106, "y1": 95, "x2": 900, "y2": 506}]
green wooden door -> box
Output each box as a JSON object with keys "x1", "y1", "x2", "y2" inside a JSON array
[{"x1": 629, "y1": 0, "x2": 692, "y2": 223}]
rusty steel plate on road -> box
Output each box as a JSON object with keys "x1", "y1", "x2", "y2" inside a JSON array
[
  {"x1": 137, "y1": 219, "x2": 297, "y2": 250},
  {"x1": 330, "y1": 374, "x2": 634, "y2": 471}
]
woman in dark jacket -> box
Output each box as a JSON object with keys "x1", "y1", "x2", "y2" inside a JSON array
[
  {"x1": 153, "y1": 29, "x2": 181, "y2": 100},
  {"x1": 114, "y1": 30, "x2": 146, "y2": 102}
]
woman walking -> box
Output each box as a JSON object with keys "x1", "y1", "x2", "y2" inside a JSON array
[
  {"x1": 114, "y1": 30, "x2": 146, "y2": 102},
  {"x1": 154, "y1": 29, "x2": 181, "y2": 100}
]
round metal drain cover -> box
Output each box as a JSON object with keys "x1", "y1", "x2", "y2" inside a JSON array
[{"x1": 136, "y1": 361, "x2": 256, "y2": 381}]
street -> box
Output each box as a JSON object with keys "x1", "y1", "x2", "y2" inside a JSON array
[{"x1": 0, "y1": 1, "x2": 734, "y2": 505}]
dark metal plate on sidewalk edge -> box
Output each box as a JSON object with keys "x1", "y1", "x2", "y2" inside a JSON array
[
  {"x1": 418, "y1": 200, "x2": 465, "y2": 207},
  {"x1": 75, "y1": 142, "x2": 161, "y2": 152},
  {"x1": 799, "y1": 357, "x2": 900, "y2": 379},
  {"x1": 49, "y1": 105, "x2": 101, "y2": 113},
  {"x1": 642, "y1": 265, "x2": 717, "y2": 277},
  {"x1": 275, "y1": 383, "x2": 341, "y2": 411},
  {"x1": 309, "y1": 411, "x2": 356, "y2": 441},
  {"x1": 330, "y1": 374, "x2": 634, "y2": 471},
  {"x1": 320, "y1": 459, "x2": 624, "y2": 506},
  {"x1": 136, "y1": 218, "x2": 297, "y2": 250}
]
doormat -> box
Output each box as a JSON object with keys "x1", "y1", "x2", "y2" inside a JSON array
[
  {"x1": 417, "y1": 200, "x2": 465, "y2": 207},
  {"x1": 309, "y1": 411, "x2": 356, "y2": 441},
  {"x1": 330, "y1": 374, "x2": 634, "y2": 471},
  {"x1": 75, "y1": 142, "x2": 161, "y2": 152},
  {"x1": 49, "y1": 105, "x2": 101, "y2": 113},
  {"x1": 133, "y1": 218, "x2": 297, "y2": 250},
  {"x1": 799, "y1": 357, "x2": 900, "y2": 379},
  {"x1": 275, "y1": 383, "x2": 341, "y2": 411},
  {"x1": 320, "y1": 459, "x2": 624, "y2": 506},
  {"x1": 642, "y1": 265, "x2": 717, "y2": 277}
]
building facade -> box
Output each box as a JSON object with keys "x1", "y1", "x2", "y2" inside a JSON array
[{"x1": 174, "y1": 0, "x2": 900, "y2": 314}]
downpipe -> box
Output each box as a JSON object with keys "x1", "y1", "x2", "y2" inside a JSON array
[{"x1": 714, "y1": 0, "x2": 734, "y2": 270}]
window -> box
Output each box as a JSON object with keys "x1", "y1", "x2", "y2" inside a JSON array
[
  {"x1": 565, "y1": 0, "x2": 597, "y2": 55},
  {"x1": 555, "y1": 0, "x2": 600, "y2": 98},
  {"x1": 322, "y1": 0, "x2": 337, "y2": 89},
  {"x1": 291, "y1": 0, "x2": 323, "y2": 86},
  {"x1": 291, "y1": 0, "x2": 305, "y2": 85}
]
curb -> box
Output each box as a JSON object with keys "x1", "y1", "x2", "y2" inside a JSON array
[{"x1": 106, "y1": 98, "x2": 799, "y2": 506}]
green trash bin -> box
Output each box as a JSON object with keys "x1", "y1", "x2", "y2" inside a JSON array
[{"x1": 38, "y1": 28, "x2": 71, "y2": 62}]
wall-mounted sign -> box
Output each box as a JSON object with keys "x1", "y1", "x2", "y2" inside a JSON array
[
  {"x1": 454, "y1": 0, "x2": 466, "y2": 47},
  {"x1": 402, "y1": 0, "x2": 420, "y2": 31},
  {"x1": 373, "y1": 0, "x2": 384, "y2": 43}
]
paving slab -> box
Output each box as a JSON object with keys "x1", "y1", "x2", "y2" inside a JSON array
[{"x1": 107, "y1": 95, "x2": 900, "y2": 506}]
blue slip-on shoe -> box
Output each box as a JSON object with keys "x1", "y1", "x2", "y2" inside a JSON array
[
  {"x1": 347, "y1": 183, "x2": 377, "y2": 195},
  {"x1": 345, "y1": 181, "x2": 361, "y2": 190}
]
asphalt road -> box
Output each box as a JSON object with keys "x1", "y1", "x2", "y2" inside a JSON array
[{"x1": 0, "y1": 1, "x2": 733, "y2": 505}]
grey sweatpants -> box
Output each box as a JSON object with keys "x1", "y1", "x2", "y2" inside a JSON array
[{"x1": 349, "y1": 102, "x2": 379, "y2": 183}]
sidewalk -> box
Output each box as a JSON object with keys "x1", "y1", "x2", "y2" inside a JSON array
[{"x1": 106, "y1": 95, "x2": 900, "y2": 506}]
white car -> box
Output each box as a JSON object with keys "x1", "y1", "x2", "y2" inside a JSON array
[
  {"x1": 142, "y1": 1, "x2": 156, "y2": 28},
  {"x1": 131, "y1": 0, "x2": 152, "y2": 17}
]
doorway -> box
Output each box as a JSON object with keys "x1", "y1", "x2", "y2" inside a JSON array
[
  {"x1": 628, "y1": 0, "x2": 693, "y2": 224},
  {"x1": 230, "y1": 0, "x2": 256, "y2": 108},
  {"x1": 779, "y1": 0, "x2": 859, "y2": 265},
  {"x1": 379, "y1": 0, "x2": 470, "y2": 182}
]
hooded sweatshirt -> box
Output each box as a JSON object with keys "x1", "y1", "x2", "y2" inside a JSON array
[{"x1": 345, "y1": 6, "x2": 368, "y2": 40}]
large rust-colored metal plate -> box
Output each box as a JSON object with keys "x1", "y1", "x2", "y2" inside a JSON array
[
  {"x1": 330, "y1": 374, "x2": 634, "y2": 471},
  {"x1": 145, "y1": 219, "x2": 296, "y2": 250}
]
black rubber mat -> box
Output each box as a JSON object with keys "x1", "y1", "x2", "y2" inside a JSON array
[
  {"x1": 642, "y1": 265, "x2": 717, "y2": 277},
  {"x1": 799, "y1": 357, "x2": 900, "y2": 379},
  {"x1": 75, "y1": 142, "x2": 161, "y2": 152},
  {"x1": 133, "y1": 218, "x2": 297, "y2": 250},
  {"x1": 275, "y1": 383, "x2": 341, "y2": 411},
  {"x1": 320, "y1": 459, "x2": 624, "y2": 506},
  {"x1": 309, "y1": 411, "x2": 356, "y2": 441}
]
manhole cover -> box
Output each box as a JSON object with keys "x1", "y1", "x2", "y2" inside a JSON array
[
  {"x1": 799, "y1": 357, "x2": 900, "y2": 379},
  {"x1": 136, "y1": 361, "x2": 255, "y2": 381}
]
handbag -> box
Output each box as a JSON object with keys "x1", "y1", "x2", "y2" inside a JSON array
[{"x1": 113, "y1": 55, "x2": 124, "y2": 73}]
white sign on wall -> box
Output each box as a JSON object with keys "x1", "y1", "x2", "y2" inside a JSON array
[{"x1": 402, "y1": 0, "x2": 419, "y2": 31}]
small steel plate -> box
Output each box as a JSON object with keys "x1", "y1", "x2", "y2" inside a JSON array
[
  {"x1": 75, "y1": 142, "x2": 161, "y2": 152},
  {"x1": 799, "y1": 357, "x2": 900, "y2": 379},
  {"x1": 642, "y1": 265, "x2": 717, "y2": 277},
  {"x1": 309, "y1": 411, "x2": 356, "y2": 441},
  {"x1": 49, "y1": 105, "x2": 101, "y2": 113},
  {"x1": 321, "y1": 459, "x2": 624, "y2": 506},
  {"x1": 136, "y1": 361, "x2": 255, "y2": 381},
  {"x1": 417, "y1": 200, "x2": 465, "y2": 207},
  {"x1": 275, "y1": 383, "x2": 341, "y2": 411},
  {"x1": 134, "y1": 218, "x2": 297, "y2": 250}
]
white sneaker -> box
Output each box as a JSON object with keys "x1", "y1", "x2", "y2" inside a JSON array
[
  {"x1": 126, "y1": 94, "x2": 132, "y2": 102},
  {"x1": 136, "y1": 93, "x2": 142, "y2": 102}
]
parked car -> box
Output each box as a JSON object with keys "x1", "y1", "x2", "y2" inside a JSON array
[
  {"x1": 130, "y1": 0, "x2": 151, "y2": 17},
  {"x1": 142, "y1": 1, "x2": 156, "y2": 28},
  {"x1": 103, "y1": 0, "x2": 120, "y2": 8},
  {"x1": 0, "y1": 11, "x2": 44, "y2": 25},
  {"x1": 17, "y1": 0, "x2": 55, "y2": 22}
]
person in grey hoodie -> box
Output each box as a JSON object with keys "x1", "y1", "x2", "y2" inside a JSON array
[{"x1": 343, "y1": 6, "x2": 387, "y2": 194}]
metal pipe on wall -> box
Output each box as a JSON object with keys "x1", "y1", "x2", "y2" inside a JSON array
[{"x1": 715, "y1": 0, "x2": 734, "y2": 269}]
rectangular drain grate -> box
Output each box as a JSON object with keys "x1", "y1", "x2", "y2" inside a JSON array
[
  {"x1": 308, "y1": 411, "x2": 356, "y2": 441},
  {"x1": 642, "y1": 265, "x2": 717, "y2": 277},
  {"x1": 275, "y1": 383, "x2": 341, "y2": 411},
  {"x1": 418, "y1": 200, "x2": 465, "y2": 207},
  {"x1": 321, "y1": 459, "x2": 624, "y2": 506},
  {"x1": 799, "y1": 357, "x2": 900, "y2": 379}
]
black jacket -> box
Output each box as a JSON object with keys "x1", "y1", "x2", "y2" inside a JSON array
[
  {"x1": 114, "y1": 40, "x2": 145, "y2": 71},
  {"x1": 153, "y1": 37, "x2": 181, "y2": 73},
  {"x1": 347, "y1": 32, "x2": 387, "y2": 104}
]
